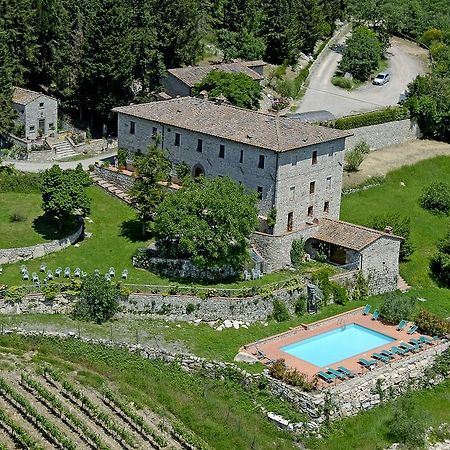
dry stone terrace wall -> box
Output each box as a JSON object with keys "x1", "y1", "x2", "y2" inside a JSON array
[
  {"x1": 0, "y1": 223, "x2": 83, "y2": 265},
  {"x1": 94, "y1": 166, "x2": 135, "y2": 192}
]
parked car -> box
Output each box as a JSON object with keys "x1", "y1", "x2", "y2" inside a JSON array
[{"x1": 372, "y1": 72, "x2": 391, "y2": 85}]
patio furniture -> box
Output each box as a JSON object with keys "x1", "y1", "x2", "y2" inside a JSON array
[
  {"x1": 407, "y1": 324, "x2": 418, "y2": 334},
  {"x1": 64, "y1": 267, "x2": 70, "y2": 278},
  {"x1": 22, "y1": 271, "x2": 29, "y2": 281},
  {"x1": 20, "y1": 265, "x2": 27, "y2": 274},
  {"x1": 121, "y1": 269, "x2": 128, "y2": 279},
  {"x1": 55, "y1": 267, "x2": 62, "y2": 277},
  {"x1": 390, "y1": 346, "x2": 408, "y2": 355},
  {"x1": 418, "y1": 336, "x2": 433, "y2": 345},
  {"x1": 81, "y1": 271, "x2": 87, "y2": 278},
  {"x1": 251, "y1": 268, "x2": 258, "y2": 280},
  {"x1": 358, "y1": 358, "x2": 377, "y2": 368},
  {"x1": 32, "y1": 272, "x2": 39, "y2": 283},
  {"x1": 399, "y1": 342, "x2": 415, "y2": 352},
  {"x1": 362, "y1": 304, "x2": 371, "y2": 315},
  {"x1": 327, "y1": 368, "x2": 346, "y2": 380},
  {"x1": 381, "y1": 349, "x2": 395, "y2": 359},
  {"x1": 94, "y1": 269, "x2": 100, "y2": 277},
  {"x1": 372, "y1": 310, "x2": 380, "y2": 320},
  {"x1": 372, "y1": 353, "x2": 389, "y2": 363},
  {"x1": 337, "y1": 366, "x2": 355, "y2": 378},
  {"x1": 108, "y1": 267, "x2": 115, "y2": 277},
  {"x1": 397, "y1": 320, "x2": 408, "y2": 331},
  {"x1": 40, "y1": 263, "x2": 46, "y2": 272},
  {"x1": 105, "y1": 274, "x2": 111, "y2": 282},
  {"x1": 74, "y1": 267, "x2": 81, "y2": 277},
  {"x1": 243, "y1": 270, "x2": 251, "y2": 281},
  {"x1": 256, "y1": 269, "x2": 263, "y2": 279},
  {"x1": 318, "y1": 371, "x2": 335, "y2": 383},
  {"x1": 47, "y1": 270, "x2": 53, "y2": 280}
]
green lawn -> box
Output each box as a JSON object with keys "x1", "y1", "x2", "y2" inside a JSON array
[
  {"x1": 341, "y1": 155, "x2": 450, "y2": 315},
  {"x1": 0, "y1": 193, "x2": 70, "y2": 248},
  {"x1": 0, "y1": 334, "x2": 300, "y2": 450}
]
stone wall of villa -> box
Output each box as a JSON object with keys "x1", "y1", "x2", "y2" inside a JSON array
[
  {"x1": 94, "y1": 166, "x2": 135, "y2": 192},
  {"x1": 0, "y1": 223, "x2": 84, "y2": 265}
]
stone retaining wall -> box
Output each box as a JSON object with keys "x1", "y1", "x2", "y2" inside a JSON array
[
  {"x1": 0, "y1": 223, "x2": 84, "y2": 265},
  {"x1": 344, "y1": 119, "x2": 421, "y2": 151},
  {"x1": 94, "y1": 166, "x2": 134, "y2": 192}
]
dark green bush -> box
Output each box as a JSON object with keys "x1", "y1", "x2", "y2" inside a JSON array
[
  {"x1": 379, "y1": 292, "x2": 417, "y2": 324},
  {"x1": 420, "y1": 181, "x2": 450, "y2": 215},
  {"x1": 186, "y1": 303, "x2": 196, "y2": 314},
  {"x1": 272, "y1": 299, "x2": 290, "y2": 322},
  {"x1": 331, "y1": 282, "x2": 348, "y2": 305},
  {"x1": 290, "y1": 239, "x2": 305, "y2": 267},
  {"x1": 415, "y1": 309, "x2": 450, "y2": 337},
  {"x1": 294, "y1": 296, "x2": 307, "y2": 315},
  {"x1": 331, "y1": 76, "x2": 354, "y2": 89},
  {"x1": 268, "y1": 359, "x2": 314, "y2": 391},
  {"x1": 430, "y1": 251, "x2": 450, "y2": 286},
  {"x1": 334, "y1": 106, "x2": 409, "y2": 130},
  {"x1": 0, "y1": 168, "x2": 40, "y2": 193},
  {"x1": 344, "y1": 144, "x2": 367, "y2": 172},
  {"x1": 117, "y1": 148, "x2": 128, "y2": 166}
]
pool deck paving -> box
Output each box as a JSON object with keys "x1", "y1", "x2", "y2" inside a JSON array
[{"x1": 240, "y1": 307, "x2": 428, "y2": 382}]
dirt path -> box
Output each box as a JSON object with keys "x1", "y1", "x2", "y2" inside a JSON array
[{"x1": 342, "y1": 140, "x2": 450, "y2": 188}]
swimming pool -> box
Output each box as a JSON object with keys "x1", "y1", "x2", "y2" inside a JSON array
[{"x1": 281, "y1": 323, "x2": 395, "y2": 367}]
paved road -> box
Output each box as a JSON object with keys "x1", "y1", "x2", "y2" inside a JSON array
[
  {"x1": 297, "y1": 36, "x2": 427, "y2": 118},
  {"x1": 2, "y1": 151, "x2": 117, "y2": 173}
]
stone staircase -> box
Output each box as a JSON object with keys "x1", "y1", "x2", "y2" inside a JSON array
[
  {"x1": 397, "y1": 275, "x2": 410, "y2": 292},
  {"x1": 90, "y1": 173, "x2": 132, "y2": 204},
  {"x1": 53, "y1": 139, "x2": 77, "y2": 159}
]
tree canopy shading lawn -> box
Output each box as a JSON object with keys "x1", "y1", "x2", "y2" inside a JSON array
[{"x1": 341, "y1": 155, "x2": 450, "y2": 315}]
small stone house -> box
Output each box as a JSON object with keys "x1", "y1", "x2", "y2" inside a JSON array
[
  {"x1": 161, "y1": 61, "x2": 265, "y2": 98},
  {"x1": 12, "y1": 87, "x2": 58, "y2": 140}
]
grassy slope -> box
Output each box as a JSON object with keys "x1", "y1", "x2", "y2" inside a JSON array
[
  {"x1": 341, "y1": 155, "x2": 450, "y2": 315},
  {"x1": 0, "y1": 334, "x2": 299, "y2": 450}
]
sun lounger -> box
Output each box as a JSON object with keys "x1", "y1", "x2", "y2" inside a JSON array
[
  {"x1": 32, "y1": 272, "x2": 39, "y2": 283},
  {"x1": 397, "y1": 320, "x2": 407, "y2": 331},
  {"x1": 105, "y1": 274, "x2": 111, "y2": 282},
  {"x1": 399, "y1": 342, "x2": 415, "y2": 352},
  {"x1": 74, "y1": 267, "x2": 81, "y2": 277},
  {"x1": 318, "y1": 371, "x2": 335, "y2": 383},
  {"x1": 121, "y1": 269, "x2": 128, "y2": 279},
  {"x1": 407, "y1": 324, "x2": 418, "y2": 334},
  {"x1": 47, "y1": 270, "x2": 53, "y2": 280},
  {"x1": 55, "y1": 267, "x2": 62, "y2": 277},
  {"x1": 358, "y1": 358, "x2": 377, "y2": 368},
  {"x1": 243, "y1": 270, "x2": 251, "y2": 281},
  {"x1": 372, "y1": 310, "x2": 380, "y2": 320},
  {"x1": 372, "y1": 352, "x2": 389, "y2": 363},
  {"x1": 109, "y1": 267, "x2": 115, "y2": 277},
  {"x1": 418, "y1": 336, "x2": 433, "y2": 345},
  {"x1": 64, "y1": 267, "x2": 70, "y2": 278},
  {"x1": 327, "y1": 368, "x2": 346, "y2": 380},
  {"x1": 20, "y1": 265, "x2": 27, "y2": 274},
  {"x1": 362, "y1": 304, "x2": 371, "y2": 315},
  {"x1": 337, "y1": 366, "x2": 355, "y2": 378},
  {"x1": 381, "y1": 349, "x2": 394, "y2": 359},
  {"x1": 94, "y1": 269, "x2": 100, "y2": 276},
  {"x1": 22, "y1": 271, "x2": 29, "y2": 280},
  {"x1": 391, "y1": 346, "x2": 408, "y2": 355},
  {"x1": 40, "y1": 263, "x2": 46, "y2": 272},
  {"x1": 409, "y1": 338, "x2": 422, "y2": 347}
]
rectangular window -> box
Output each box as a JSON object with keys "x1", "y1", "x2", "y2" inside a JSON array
[
  {"x1": 258, "y1": 154, "x2": 265, "y2": 169},
  {"x1": 197, "y1": 138, "x2": 203, "y2": 152},
  {"x1": 312, "y1": 150, "x2": 318, "y2": 165},
  {"x1": 152, "y1": 127, "x2": 157, "y2": 137},
  {"x1": 309, "y1": 181, "x2": 315, "y2": 194},
  {"x1": 287, "y1": 212, "x2": 293, "y2": 232},
  {"x1": 39, "y1": 102, "x2": 44, "y2": 108},
  {"x1": 219, "y1": 144, "x2": 225, "y2": 158},
  {"x1": 239, "y1": 149, "x2": 244, "y2": 163},
  {"x1": 175, "y1": 132, "x2": 181, "y2": 146},
  {"x1": 308, "y1": 206, "x2": 314, "y2": 217},
  {"x1": 257, "y1": 186, "x2": 263, "y2": 200},
  {"x1": 328, "y1": 147, "x2": 334, "y2": 157},
  {"x1": 291, "y1": 154, "x2": 297, "y2": 166},
  {"x1": 326, "y1": 176, "x2": 331, "y2": 189},
  {"x1": 29, "y1": 126, "x2": 35, "y2": 132},
  {"x1": 49, "y1": 123, "x2": 54, "y2": 130},
  {"x1": 324, "y1": 201, "x2": 330, "y2": 213},
  {"x1": 289, "y1": 186, "x2": 295, "y2": 200},
  {"x1": 129, "y1": 121, "x2": 135, "y2": 135}
]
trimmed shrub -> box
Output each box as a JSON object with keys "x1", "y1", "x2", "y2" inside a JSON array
[
  {"x1": 290, "y1": 239, "x2": 305, "y2": 268},
  {"x1": 331, "y1": 76, "x2": 354, "y2": 89},
  {"x1": 333, "y1": 106, "x2": 409, "y2": 130},
  {"x1": 430, "y1": 251, "x2": 450, "y2": 287},
  {"x1": 344, "y1": 146, "x2": 365, "y2": 172},
  {"x1": 268, "y1": 359, "x2": 314, "y2": 391},
  {"x1": 117, "y1": 148, "x2": 128, "y2": 166},
  {"x1": 294, "y1": 296, "x2": 307, "y2": 315},
  {"x1": 379, "y1": 292, "x2": 417, "y2": 324},
  {"x1": 272, "y1": 299, "x2": 290, "y2": 322},
  {"x1": 331, "y1": 282, "x2": 348, "y2": 305},
  {"x1": 415, "y1": 309, "x2": 450, "y2": 337},
  {"x1": 420, "y1": 181, "x2": 450, "y2": 215},
  {"x1": 351, "y1": 271, "x2": 369, "y2": 302}
]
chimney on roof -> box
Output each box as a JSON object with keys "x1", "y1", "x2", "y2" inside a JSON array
[
  {"x1": 384, "y1": 226, "x2": 393, "y2": 234},
  {"x1": 215, "y1": 94, "x2": 227, "y2": 105}
]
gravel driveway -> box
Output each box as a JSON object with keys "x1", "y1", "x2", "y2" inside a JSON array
[{"x1": 297, "y1": 36, "x2": 428, "y2": 118}]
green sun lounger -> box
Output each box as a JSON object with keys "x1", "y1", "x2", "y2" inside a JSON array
[
  {"x1": 419, "y1": 336, "x2": 433, "y2": 345},
  {"x1": 409, "y1": 338, "x2": 422, "y2": 346},
  {"x1": 362, "y1": 304, "x2": 371, "y2": 315},
  {"x1": 397, "y1": 320, "x2": 408, "y2": 331},
  {"x1": 372, "y1": 310, "x2": 380, "y2": 320},
  {"x1": 318, "y1": 371, "x2": 335, "y2": 382},
  {"x1": 391, "y1": 346, "x2": 408, "y2": 355},
  {"x1": 399, "y1": 342, "x2": 414, "y2": 352},
  {"x1": 358, "y1": 358, "x2": 376, "y2": 368},
  {"x1": 381, "y1": 349, "x2": 394, "y2": 359},
  {"x1": 372, "y1": 352, "x2": 389, "y2": 363},
  {"x1": 337, "y1": 366, "x2": 355, "y2": 378},
  {"x1": 407, "y1": 324, "x2": 418, "y2": 334},
  {"x1": 327, "y1": 368, "x2": 346, "y2": 380}
]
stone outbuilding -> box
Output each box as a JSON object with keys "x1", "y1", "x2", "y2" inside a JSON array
[{"x1": 12, "y1": 87, "x2": 58, "y2": 141}]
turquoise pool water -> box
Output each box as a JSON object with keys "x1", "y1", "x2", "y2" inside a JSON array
[{"x1": 281, "y1": 323, "x2": 395, "y2": 367}]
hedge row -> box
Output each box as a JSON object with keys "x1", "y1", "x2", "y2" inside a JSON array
[{"x1": 333, "y1": 106, "x2": 410, "y2": 130}]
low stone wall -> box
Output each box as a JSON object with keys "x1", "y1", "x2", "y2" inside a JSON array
[
  {"x1": 344, "y1": 119, "x2": 421, "y2": 151},
  {"x1": 0, "y1": 223, "x2": 84, "y2": 265},
  {"x1": 94, "y1": 166, "x2": 134, "y2": 192}
]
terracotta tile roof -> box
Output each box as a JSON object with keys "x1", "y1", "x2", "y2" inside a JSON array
[
  {"x1": 112, "y1": 97, "x2": 351, "y2": 152},
  {"x1": 12, "y1": 87, "x2": 55, "y2": 105},
  {"x1": 313, "y1": 218, "x2": 402, "y2": 251},
  {"x1": 167, "y1": 62, "x2": 263, "y2": 87}
]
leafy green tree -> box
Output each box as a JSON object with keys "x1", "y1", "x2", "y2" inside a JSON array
[
  {"x1": 379, "y1": 292, "x2": 417, "y2": 324},
  {"x1": 193, "y1": 70, "x2": 263, "y2": 109},
  {"x1": 339, "y1": 27, "x2": 384, "y2": 80},
  {"x1": 129, "y1": 142, "x2": 172, "y2": 236},
  {"x1": 290, "y1": 239, "x2": 306, "y2": 267},
  {"x1": 73, "y1": 275, "x2": 120, "y2": 324},
  {"x1": 40, "y1": 164, "x2": 91, "y2": 228},
  {"x1": 405, "y1": 74, "x2": 450, "y2": 140},
  {"x1": 420, "y1": 181, "x2": 450, "y2": 214},
  {"x1": 0, "y1": 30, "x2": 16, "y2": 135},
  {"x1": 430, "y1": 226, "x2": 450, "y2": 287},
  {"x1": 154, "y1": 176, "x2": 259, "y2": 270}
]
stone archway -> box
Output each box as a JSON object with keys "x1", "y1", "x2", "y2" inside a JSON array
[{"x1": 192, "y1": 164, "x2": 205, "y2": 178}]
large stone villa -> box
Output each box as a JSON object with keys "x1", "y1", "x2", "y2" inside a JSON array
[{"x1": 113, "y1": 97, "x2": 402, "y2": 294}]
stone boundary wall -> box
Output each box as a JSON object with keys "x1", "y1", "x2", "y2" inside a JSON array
[
  {"x1": 0, "y1": 223, "x2": 84, "y2": 265},
  {"x1": 1, "y1": 328, "x2": 447, "y2": 431},
  {"x1": 344, "y1": 119, "x2": 421, "y2": 151},
  {"x1": 94, "y1": 166, "x2": 135, "y2": 192}
]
